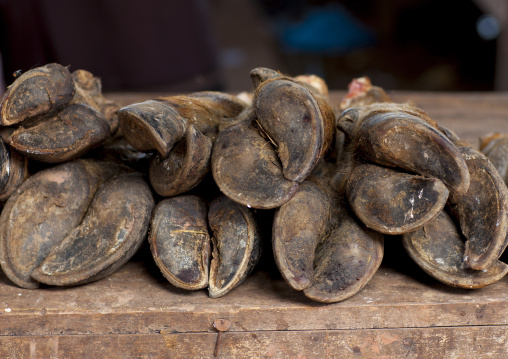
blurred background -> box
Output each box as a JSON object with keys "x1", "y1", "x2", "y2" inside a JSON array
[{"x1": 0, "y1": 0, "x2": 506, "y2": 96}]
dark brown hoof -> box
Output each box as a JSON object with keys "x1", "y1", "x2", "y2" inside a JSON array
[
  {"x1": 337, "y1": 103, "x2": 470, "y2": 194},
  {"x1": 403, "y1": 210, "x2": 508, "y2": 289},
  {"x1": 211, "y1": 121, "x2": 298, "y2": 209},
  {"x1": 149, "y1": 196, "x2": 211, "y2": 290},
  {"x1": 346, "y1": 162, "x2": 449, "y2": 235},
  {"x1": 149, "y1": 125, "x2": 212, "y2": 197},
  {"x1": 1, "y1": 63, "x2": 75, "y2": 126},
  {"x1": 254, "y1": 78, "x2": 334, "y2": 182},
  {"x1": 32, "y1": 173, "x2": 154, "y2": 286},
  {"x1": 118, "y1": 100, "x2": 187, "y2": 157},
  {"x1": 273, "y1": 181, "x2": 332, "y2": 290},
  {"x1": 447, "y1": 146, "x2": 508, "y2": 270},
  {"x1": 0, "y1": 160, "x2": 125, "y2": 288},
  {"x1": 303, "y1": 210, "x2": 384, "y2": 303},
  {"x1": 9, "y1": 103, "x2": 110, "y2": 163},
  {"x1": 208, "y1": 195, "x2": 261, "y2": 298}
]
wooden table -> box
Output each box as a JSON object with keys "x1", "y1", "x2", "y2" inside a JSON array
[{"x1": 0, "y1": 92, "x2": 507, "y2": 358}]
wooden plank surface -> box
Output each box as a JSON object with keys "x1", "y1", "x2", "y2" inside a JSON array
[
  {"x1": 1, "y1": 325, "x2": 507, "y2": 358},
  {"x1": 0, "y1": 91, "x2": 507, "y2": 358},
  {"x1": 1, "y1": 254, "x2": 508, "y2": 336}
]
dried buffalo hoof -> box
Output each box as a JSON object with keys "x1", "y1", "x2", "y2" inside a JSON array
[
  {"x1": 149, "y1": 125, "x2": 212, "y2": 197},
  {"x1": 208, "y1": 195, "x2": 261, "y2": 298},
  {"x1": 148, "y1": 194, "x2": 261, "y2": 297},
  {"x1": 212, "y1": 69, "x2": 333, "y2": 208},
  {"x1": 31, "y1": 173, "x2": 154, "y2": 286},
  {"x1": 8, "y1": 103, "x2": 110, "y2": 163},
  {"x1": 347, "y1": 162, "x2": 449, "y2": 234},
  {"x1": 403, "y1": 210, "x2": 508, "y2": 289},
  {"x1": 0, "y1": 63, "x2": 75, "y2": 126},
  {"x1": 118, "y1": 100, "x2": 187, "y2": 157},
  {"x1": 303, "y1": 210, "x2": 384, "y2": 303},
  {"x1": 149, "y1": 195, "x2": 211, "y2": 290},
  {"x1": 273, "y1": 181, "x2": 332, "y2": 290},
  {"x1": 253, "y1": 76, "x2": 334, "y2": 182},
  {"x1": 212, "y1": 120, "x2": 298, "y2": 209},
  {"x1": 337, "y1": 103, "x2": 470, "y2": 194},
  {"x1": 0, "y1": 160, "x2": 127, "y2": 288},
  {"x1": 447, "y1": 146, "x2": 508, "y2": 270},
  {"x1": 0, "y1": 139, "x2": 27, "y2": 202}
]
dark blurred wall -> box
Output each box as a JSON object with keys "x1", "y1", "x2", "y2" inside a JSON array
[
  {"x1": 254, "y1": 0, "x2": 500, "y2": 91},
  {"x1": 0, "y1": 0, "x2": 504, "y2": 93},
  {"x1": 0, "y1": 0, "x2": 221, "y2": 91}
]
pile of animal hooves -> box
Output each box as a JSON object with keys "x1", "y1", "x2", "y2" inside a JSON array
[{"x1": 1, "y1": 63, "x2": 507, "y2": 303}]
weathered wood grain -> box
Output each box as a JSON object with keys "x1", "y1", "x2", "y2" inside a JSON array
[{"x1": 0, "y1": 326, "x2": 506, "y2": 358}]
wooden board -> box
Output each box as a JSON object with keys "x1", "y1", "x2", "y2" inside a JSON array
[
  {"x1": 1, "y1": 326, "x2": 507, "y2": 358},
  {"x1": 0, "y1": 92, "x2": 507, "y2": 358}
]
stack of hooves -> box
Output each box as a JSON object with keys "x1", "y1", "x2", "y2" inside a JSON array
[
  {"x1": 1, "y1": 63, "x2": 115, "y2": 163},
  {"x1": 3, "y1": 63, "x2": 508, "y2": 305},
  {"x1": 0, "y1": 63, "x2": 161, "y2": 290},
  {"x1": 337, "y1": 103, "x2": 468, "y2": 236},
  {"x1": 118, "y1": 92, "x2": 247, "y2": 197},
  {"x1": 334, "y1": 83, "x2": 508, "y2": 292}
]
